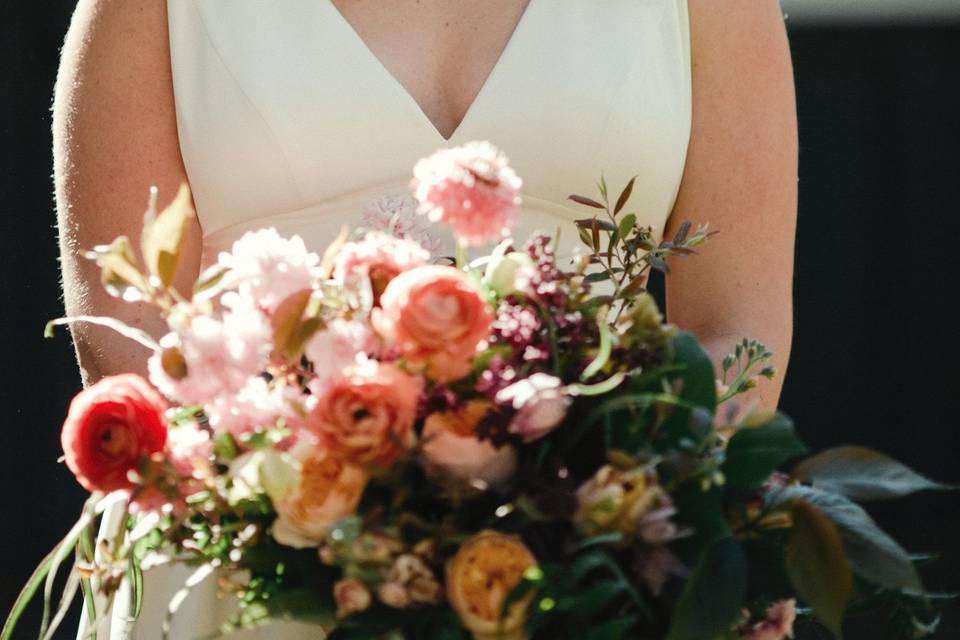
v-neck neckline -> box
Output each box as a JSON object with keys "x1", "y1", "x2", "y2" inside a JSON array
[{"x1": 324, "y1": 0, "x2": 536, "y2": 143}]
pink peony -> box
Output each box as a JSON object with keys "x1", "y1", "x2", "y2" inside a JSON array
[
  {"x1": 61, "y1": 374, "x2": 168, "y2": 493},
  {"x1": 373, "y1": 265, "x2": 493, "y2": 382},
  {"x1": 304, "y1": 318, "x2": 380, "y2": 375},
  {"x1": 270, "y1": 437, "x2": 368, "y2": 548},
  {"x1": 496, "y1": 373, "x2": 571, "y2": 442},
  {"x1": 307, "y1": 360, "x2": 422, "y2": 467},
  {"x1": 148, "y1": 296, "x2": 272, "y2": 406},
  {"x1": 411, "y1": 141, "x2": 521, "y2": 246},
  {"x1": 360, "y1": 192, "x2": 444, "y2": 255},
  {"x1": 217, "y1": 228, "x2": 320, "y2": 314},
  {"x1": 420, "y1": 400, "x2": 517, "y2": 488},
  {"x1": 333, "y1": 232, "x2": 431, "y2": 304},
  {"x1": 737, "y1": 599, "x2": 797, "y2": 640}
]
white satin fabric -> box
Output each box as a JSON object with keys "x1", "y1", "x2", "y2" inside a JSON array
[{"x1": 83, "y1": 1, "x2": 691, "y2": 637}]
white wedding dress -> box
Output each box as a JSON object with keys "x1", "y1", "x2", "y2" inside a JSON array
[{"x1": 81, "y1": 1, "x2": 691, "y2": 637}]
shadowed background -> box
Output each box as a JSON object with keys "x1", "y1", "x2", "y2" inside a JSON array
[{"x1": 2, "y1": 3, "x2": 958, "y2": 638}]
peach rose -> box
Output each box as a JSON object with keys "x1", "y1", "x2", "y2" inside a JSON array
[
  {"x1": 61, "y1": 374, "x2": 169, "y2": 493},
  {"x1": 270, "y1": 438, "x2": 368, "y2": 548},
  {"x1": 307, "y1": 360, "x2": 422, "y2": 467},
  {"x1": 373, "y1": 265, "x2": 493, "y2": 382},
  {"x1": 421, "y1": 401, "x2": 517, "y2": 488},
  {"x1": 446, "y1": 531, "x2": 537, "y2": 640}
]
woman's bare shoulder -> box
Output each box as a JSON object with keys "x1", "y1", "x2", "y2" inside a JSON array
[{"x1": 54, "y1": 0, "x2": 187, "y2": 243}]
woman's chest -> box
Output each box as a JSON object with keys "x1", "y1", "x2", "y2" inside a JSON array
[{"x1": 168, "y1": 0, "x2": 692, "y2": 240}]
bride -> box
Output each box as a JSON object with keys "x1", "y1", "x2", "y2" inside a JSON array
[{"x1": 53, "y1": 0, "x2": 797, "y2": 637}]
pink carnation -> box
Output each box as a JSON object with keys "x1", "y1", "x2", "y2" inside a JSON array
[
  {"x1": 411, "y1": 141, "x2": 521, "y2": 246},
  {"x1": 148, "y1": 297, "x2": 272, "y2": 406},
  {"x1": 304, "y1": 318, "x2": 380, "y2": 375},
  {"x1": 360, "y1": 192, "x2": 444, "y2": 255},
  {"x1": 333, "y1": 232, "x2": 431, "y2": 304},
  {"x1": 217, "y1": 228, "x2": 320, "y2": 314}
]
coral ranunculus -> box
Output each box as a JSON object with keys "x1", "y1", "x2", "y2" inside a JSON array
[
  {"x1": 373, "y1": 265, "x2": 493, "y2": 382},
  {"x1": 61, "y1": 374, "x2": 169, "y2": 493},
  {"x1": 307, "y1": 360, "x2": 422, "y2": 467}
]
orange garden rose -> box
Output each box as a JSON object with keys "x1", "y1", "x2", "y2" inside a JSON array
[
  {"x1": 421, "y1": 400, "x2": 517, "y2": 488},
  {"x1": 373, "y1": 265, "x2": 493, "y2": 382},
  {"x1": 61, "y1": 374, "x2": 169, "y2": 493},
  {"x1": 270, "y1": 439, "x2": 368, "y2": 549},
  {"x1": 446, "y1": 531, "x2": 538, "y2": 640},
  {"x1": 307, "y1": 360, "x2": 422, "y2": 467}
]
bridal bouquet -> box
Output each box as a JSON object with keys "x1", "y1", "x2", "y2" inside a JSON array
[{"x1": 4, "y1": 143, "x2": 953, "y2": 640}]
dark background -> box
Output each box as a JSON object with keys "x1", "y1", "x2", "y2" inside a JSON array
[{"x1": 2, "y1": 4, "x2": 958, "y2": 639}]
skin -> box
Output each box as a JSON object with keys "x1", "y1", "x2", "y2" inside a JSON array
[{"x1": 55, "y1": 0, "x2": 797, "y2": 416}]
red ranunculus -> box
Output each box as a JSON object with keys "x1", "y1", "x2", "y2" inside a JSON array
[{"x1": 61, "y1": 374, "x2": 169, "y2": 493}]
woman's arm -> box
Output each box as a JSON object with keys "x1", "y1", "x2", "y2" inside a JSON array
[
  {"x1": 54, "y1": 0, "x2": 202, "y2": 386},
  {"x1": 666, "y1": 0, "x2": 798, "y2": 414}
]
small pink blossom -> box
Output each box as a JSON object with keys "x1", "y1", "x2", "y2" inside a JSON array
[
  {"x1": 217, "y1": 228, "x2": 320, "y2": 314},
  {"x1": 360, "y1": 192, "x2": 444, "y2": 255},
  {"x1": 496, "y1": 373, "x2": 570, "y2": 442},
  {"x1": 304, "y1": 318, "x2": 380, "y2": 375},
  {"x1": 333, "y1": 232, "x2": 431, "y2": 303},
  {"x1": 737, "y1": 599, "x2": 797, "y2": 640},
  {"x1": 205, "y1": 377, "x2": 304, "y2": 442},
  {"x1": 411, "y1": 141, "x2": 521, "y2": 246},
  {"x1": 166, "y1": 421, "x2": 213, "y2": 478},
  {"x1": 148, "y1": 301, "x2": 272, "y2": 406}
]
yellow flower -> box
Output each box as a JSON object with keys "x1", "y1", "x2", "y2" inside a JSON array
[
  {"x1": 574, "y1": 465, "x2": 668, "y2": 539},
  {"x1": 446, "y1": 531, "x2": 537, "y2": 640}
]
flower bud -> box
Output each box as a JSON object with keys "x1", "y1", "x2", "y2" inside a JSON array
[
  {"x1": 484, "y1": 250, "x2": 536, "y2": 297},
  {"x1": 333, "y1": 578, "x2": 372, "y2": 618}
]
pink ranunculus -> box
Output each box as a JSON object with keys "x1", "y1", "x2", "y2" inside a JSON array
[
  {"x1": 420, "y1": 401, "x2": 517, "y2": 488},
  {"x1": 737, "y1": 599, "x2": 797, "y2": 640},
  {"x1": 304, "y1": 318, "x2": 380, "y2": 376},
  {"x1": 270, "y1": 437, "x2": 368, "y2": 548},
  {"x1": 496, "y1": 373, "x2": 571, "y2": 442},
  {"x1": 372, "y1": 265, "x2": 493, "y2": 382},
  {"x1": 360, "y1": 192, "x2": 444, "y2": 256},
  {"x1": 217, "y1": 228, "x2": 321, "y2": 314},
  {"x1": 307, "y1": 360, "x2": 422, "y2": 467},
  {"x1": 61, "y1": 374, "x2": 169, "y2": 493},
  {"x1": 411, "y1": 141, "x2": 522, "y2": 246},
  {"x1": 148, "y1": 296, "x2": 272, "y2": 406},
  {"x1": 333, "y1": 232, "x2": 431, "y2": 305}
]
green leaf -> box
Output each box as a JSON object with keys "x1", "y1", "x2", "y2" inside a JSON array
[
  {"x1": 769, "y1": 485, "x2": 923, "y2": 593},
  {"x1": 666, "y1": 536, "x2": 747, "y2": 640},
  {"x1": 45, "y1": 315, "x2": 160, "y2": 350},
  {"x1": 785, "y1": 500, "x2": 853, "y2": 637},
  {"x1": 141, "y1": 183, "x2": 195, "y2": 288},
  {"x1": 580, "y1": 314, "x2": 612, "y2": 381},
  {"x1": 660, "y1": 332, "x2": 717, "y2": 447},
  {"x1": 569, "y1": 194, "x2": 607, "y2": 209},
  {"x1": 2, "y1": 505, "x2": 94, "y2": 640},
  {"x1": 614, "y1": 176, "x2": 637, "y2": 216},
  {"x1": 618, "y1": 213, "x2": 637, "y2": 239},
  {"x1": 793, "y1": 446, "x2": 956, "y2": 501},
  {"x1": 722, "y1": 414, "x2": 808, "y2": 490}
]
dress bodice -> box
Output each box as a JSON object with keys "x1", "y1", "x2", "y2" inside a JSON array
[{"x1": 166, "y1": 0, "x2": 691, "y2": 264}]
